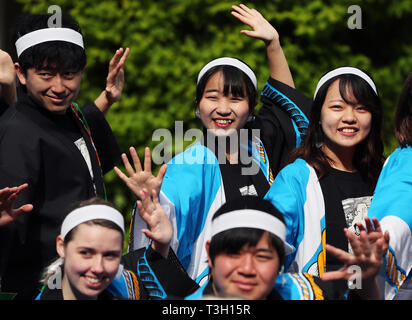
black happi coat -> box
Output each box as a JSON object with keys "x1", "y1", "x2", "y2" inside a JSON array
[{"x1": 0, "y1": 94, "x2": 120, "y2": 299}]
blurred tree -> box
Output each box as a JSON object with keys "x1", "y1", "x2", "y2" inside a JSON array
[{"x1": 14, "y1": 0, "x2": 412, "y2": 248}]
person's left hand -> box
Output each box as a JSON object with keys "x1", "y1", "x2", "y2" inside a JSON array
[
  {"x1": 137, "y1": 189, "x2": 172, "y2": 259},
  {"x1": 105, "y1": 47, "x2": 130, "y2": 105},
  {"x1": 321, "y1": 217, "x2": 389, "y2": 282},
  {"x1": 0, "y1": 184, "x2": 33, "y2": 227}
]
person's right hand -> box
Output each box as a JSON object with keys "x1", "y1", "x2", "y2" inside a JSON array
[
  {"x1": 114, "y1": 146, "x2": 167, "y2": 198},
  {"x1": 231, "y1": 4, "x2": 280, "y2": 47}
]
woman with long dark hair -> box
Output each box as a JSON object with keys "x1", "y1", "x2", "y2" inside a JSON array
[{"x1": 264, "y1": 67, "x2": 384, "y2": 285}]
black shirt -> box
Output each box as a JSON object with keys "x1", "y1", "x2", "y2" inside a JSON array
[{"x1": 319, "y1": 168, "x2": 372, "y2": 270}]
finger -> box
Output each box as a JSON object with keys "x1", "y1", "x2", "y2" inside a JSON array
[
  {"x1": 14, "y1": 204, "x2": 33, "y2": 215},
  {"x1": 109, "y1": 48, "x2": 123, "y2": 70},
  {"x1": 356, "y1": 222, "x2": 366, "y2": 233},
  {"x1": 130, "y1": 146, "x2": 143, "y2": 172},
  {"x1": 364, "y1": 216, "x2": 374, "y2": 232},
  {"x1": 359, "y1": 230, "x2": 372, "y2": 257},
  {"x1": 120, "y1": 152, "x2": 136, "y2": 176},
  {"x1": 325, "y1": 244, "x2": 351, "y2": 265},
  {"x1": 151, "y1": 190, "x2": 160, "y2": 206},
  {"x1": 156, "y1": 164, "x2": 167, "y2": 183},
  {"x1": 119, "y1": 47, "x2": 130, "y2": 65},
  {"x1": 240, "y1": 30, "x2": 260, "y2": 38},
  {"x1": 114, "y1": 166, "x2": 128, "y2": 182},
  {"x1": 321, "y1": 269, "x2": 348, "y2": 282},
  {"x1": 371, "y1": 217, "x2": 383, "y2": 234},
  {"x1": 239, "y1": 4, "x2": 254, "y2": 15},
  {"x1": 143, "y1": 147, "x2": 152, "y2": 173},
  {"x1": 345, "y1": 228, "x2": 362, "y2": 257}
]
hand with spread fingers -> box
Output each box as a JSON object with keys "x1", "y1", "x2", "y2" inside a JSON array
[
  {"x1": 231, "y1": 4, "x2": 279, "y2": 47},
  {"x1": 0, "y1": 184, "x2": 33, "y2": 227},
  {"x1": 231, "y1": 4, "x2": 294, "y2": 87},
  {"x1": 137, "y1": 188, "x2": 172, "y2": 259},
  {"x1": 114, "y1": 146, "x2": 167, "y2": 200},
  {"x1": 321, "y1": 217, "x2": 389, "y2": 299}
]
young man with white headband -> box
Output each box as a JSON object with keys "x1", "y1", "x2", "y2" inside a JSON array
[
  {"x1": 264, "y1": 65, "x2": 385, "y2": 297},
  {"x1": 186, "y1": 196, "x2": 388, "y2": 300},
  {"x1": 120, "y1": 4, "x2": 311, "y2": 287},
  {"x1": 0, "y1": 13, "x2": 127, "y2": 299}
]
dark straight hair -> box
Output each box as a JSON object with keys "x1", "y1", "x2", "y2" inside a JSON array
[
  {"x1": 12, "y1": 13, "x2": 87, "y2": 74},
  {"x1": 395, "y1": 71, "x2": 412, "y2": 147},
  {"x1": 288, "y1": 73, "x2": 384, "y2": 191},
  {"x1": 196, "y1": 63, "x2": 257, "y2": 113}
]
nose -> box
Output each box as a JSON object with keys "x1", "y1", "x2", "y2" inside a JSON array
[
  {"x1": 216, "y1": 98, "x2": 232, "y2": 116},
  {"x1": 51, "y1": 74, "x2": 66, "y2": 95},
  {"x1": 238, "y1": 254, "x2": 256, "y2": 276},
  {"x1": 90, "y1": 256, "x2": 105, "y2": 274},
  {"x1": 342, "y1": 106, "x2": 357, "y2": 124}
]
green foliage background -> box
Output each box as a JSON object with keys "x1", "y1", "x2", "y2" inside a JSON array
[{"x1": 15, "y1": 0, "x2": 412, "y2": 244}]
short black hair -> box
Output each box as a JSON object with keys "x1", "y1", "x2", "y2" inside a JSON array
[
  {"x1": 12, "y1": 13, "x2": 87, "y2": 74},
  {"x1": 196, "y1": 63, "x2": 257, "y2": 113},
  {"x1": 209, "y1": 196, "x2": 286, "y2": 267}
]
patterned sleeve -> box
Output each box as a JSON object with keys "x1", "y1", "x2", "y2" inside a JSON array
[{"x1": 253, "y1": 77, "x2": 312, "y2": 175}]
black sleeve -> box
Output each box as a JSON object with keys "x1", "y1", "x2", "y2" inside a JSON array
[
  {"x1": 253, "y1": 77, "x2": 312, "y2": 175},
  {"x1": 122, "y1": 247, "x2": 199, "y2": 299},
  {"x1": 80, "y1": 102, "x2": 121, "y2": 174}
]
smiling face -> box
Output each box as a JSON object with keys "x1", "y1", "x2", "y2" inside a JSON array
[
  {"x1": 197, "y1": 70, "x2": 251, "y2": 136},
  {"x1": 57, "y1": 223, "x2": 123, "y2": 300},
  {"x1": 207, "y1": 232, "x2": 280, "y2": 300},
  {"x1": 15, "y1": 63, "x2": 83, "y2": 114},
  {"x1": 320, "y1": 79, "x2": 372, "y2": 160}
]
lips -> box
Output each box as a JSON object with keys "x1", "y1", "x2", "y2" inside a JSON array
[
  {"x1": 338, "y1": 127, "x2": 359, "y2": 136},
  {"x1": 213, "y1": 118, "x2": 233, "y2": 128},
  {"x1": 233, "y1": 280, "x2": 257, "y2": 292},
  {"x1": 46, "y1": 95, "x2": 67, "y2": 105}
]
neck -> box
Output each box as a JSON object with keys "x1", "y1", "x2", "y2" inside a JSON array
[
  {"x1": 62, "y1": 275, "x2": 97, "y2": 300},
  {"x1": 321, "y1": 143, "x2": 356, "y2": 172}
]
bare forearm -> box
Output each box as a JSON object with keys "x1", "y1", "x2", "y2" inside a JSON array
[{"x1": 266, "y1": 39, "x2": 294, "y2": 88}]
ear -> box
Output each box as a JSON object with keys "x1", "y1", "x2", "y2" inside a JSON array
[
  {"x1": 14, "y1": 63, "x2": 27, "y2": 86},
  {"x1": 205, "y1": 240, "x2": 212, "y2": 268},
  {"x1": 56, "y1": 235, "x2": 66, "y2": 259}
]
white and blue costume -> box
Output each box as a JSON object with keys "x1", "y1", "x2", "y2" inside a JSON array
[
  {"x1": 129, "y1": 78, "x2": 310, "y2": 284},
  {"x1": 264, "y1": 159, "x2": 327, "y2": 276},
  {"x1": 367, "y1": 145, "x2": 412, "y2": 300}
]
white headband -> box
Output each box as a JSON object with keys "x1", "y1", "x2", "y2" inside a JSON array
[
  {"x1": 313, "y1": 66, "x2": 377, "y2": 99},
  {"x1": 197, "y1": 57, "x2": 257, "y2": 90},
  {"x1": 61, "y1": 205, "x2": 124, "y2": 238},
  {"x1": 15, "y1": 27, "x2": 84, "y2": 58},
  {"x1": 211, "y1": 209, "x2": 294, "y2": 254}
]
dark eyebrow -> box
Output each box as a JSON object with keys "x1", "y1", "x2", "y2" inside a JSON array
[{"x1": 205, "y1": 89, "x2": 219, "y2": 94}]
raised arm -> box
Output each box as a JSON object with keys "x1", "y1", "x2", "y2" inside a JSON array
[
  {"x1": 94, "y1": 47, "x2": 130, "y2": 114},
  {"x1": 231, "y1": 4, "x2": 294, "y2": 88},
  {"x1": 0, "y1": 49, "x2": 17, "y2": 106}
]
